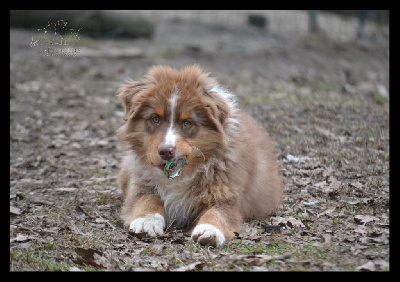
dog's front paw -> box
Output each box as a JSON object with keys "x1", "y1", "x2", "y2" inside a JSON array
[
  {"x1": 191, "y1": 224, "x2": 225, "y2": 248},
  {"x1": 129, "y1": 213, "x2": 165, "y2": 237}
]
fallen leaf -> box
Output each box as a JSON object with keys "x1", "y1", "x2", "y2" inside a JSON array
[
  {"x1": 95, "y1": 218, "x2": 108, "y2": 223},
  {"x1": 354, "y1": 226, "x2": 367, "y2": 235},
  {"x1": 74, "y1": 247, "x2": 108, "y2": 268},
  {"x1": 271, "y1": 216, "x2": 305, "y2": 228},
  {"x1": 347, "y1": 199, "x2": 361, "y2": 205},
  {"x1": 95, "y1": 158, "x2": 108, "y2": 169},
  {"x1": 350, "y1": 182, "x2": 363, "y2": 189},
  {"x1": 174, "y1": 262, "x2": 206, "y2": 271},
  {"x1": 264, "y1": 225, "x2": 282, "y2": 234},
  {"x1": 10, "y1": 233, "x2": 32, "y2": 243},
  {"x1": 317, "y1": 208, "x2": 336, "y2": 218},
  {"x1": 369, "y1": 237, "x2": 389, "y2": 244},
  {"x1": 15, "y1": 242, "x2": 32, "y2": 249},
  {"x1": 225, "y1": 253, "x2": 291, "y2": 266},
  {"x1": 286, "y1": 154, "x2": 310, "y2": 163},
  {"x1": 322, "y1": 234, "x2": 332, "y2": 245},
  {"x1": 292, "y1": 177, "x2": 311, "y2": 187},
  {"x1": 374, "y1": 260, "x2": 389, "y2": 270},
  {"x1": 10, "y1": 206, "x2": 21, "y2": 215},
  {"x1": 314, "y1": 181, "x2": 327, "y2": 188},
  {"x1": 89, "y1": 140, "x2": 109, "y2": 147},
  {"x1": 356, "y1": 261, "x2": 375, "y2": 271},
  {"x1": 321, "y1": 261, "x2": 338, "y2": 271},
  {"x1": 354, "y1": 215, "x2": 379, "y2": 225},
  {"x1": 251, "y1": 266, "x2": 269, "y2": 271},
  {"x1": 171, "y1": 237, "x2": 186, "y2": 244}
]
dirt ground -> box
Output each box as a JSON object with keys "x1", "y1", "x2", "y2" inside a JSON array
[{"x1": 10, "y1": 20, "x2": 389, "y2": 272}]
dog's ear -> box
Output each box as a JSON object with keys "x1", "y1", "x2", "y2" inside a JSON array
[
  {"x1": 117, "y1": 80, "x2": 146, "y2": 121},
  {"x1": 203, "y1": 95, "x2": 230, "y2": 128},
  {"x1": 182, "y1": 65, "x2": 232, "y2": 127},
  {"x1": 203, "y1": 85, "x2": 234, "y2": 130}
]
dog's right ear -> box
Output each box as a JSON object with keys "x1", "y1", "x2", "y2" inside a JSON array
[{"x1": 117, "y1": 80, "x2": 146, "y2": 121}]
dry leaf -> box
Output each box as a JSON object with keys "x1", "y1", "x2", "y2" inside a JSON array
[
  {"x1": 226, "y1": 253, "x2": 291, "y2": 266},
  {"x1": 322, "y1": 234, "x2": 332, "y2": 245},
  {"x1": 356, "y1": 261, "x2": 375, "y2": 271},
  {"x1": 174, "y1": 262, "x2": 206, "y2": 271},
  {"x1": 10, "y1": 234, "x2": 32, "y2": 243},
  {"x1": 317, "y1": 207, "x2": 336, "y2": 218},
  {"x1": 251, "y1": 266, "x2": 269, "y2": 271},
  {"x1": 10, "y1": 206, "x2": 21, "y2": 215},
  {"x1": 95, "y1": 218, "x2": 108, "y2": 223},
  {"x1": 271, "y1": 216, "x2": 305, "y2": 228},
  {"x1": 354, "y1": 215, "x2": 379, "y2": 225},
  {"x1": 95, "y1": 158, "x2": 108, "y2": 169},
  {"x1": 74, "y1": 247, "x2": 108, "y2": 269}
]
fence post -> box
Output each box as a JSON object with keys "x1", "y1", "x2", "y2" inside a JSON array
[{"x1": 308, "y1": 10, "x2": 319, "y2": 33}]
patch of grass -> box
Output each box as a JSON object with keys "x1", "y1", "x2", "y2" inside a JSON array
[
  {"x1": 240, "y1": 95, "x2": 271, "y2": 104},
  {"x1": 221, "y1": 237, "x2": 351, "y2": 271},
  {"x1": 232, "y1": 77, "x2": 251, "y2": 88},
  {"x1": 187, "y1": 240, "x2": 202, "y2": 255},
  {"x1": 95, "y1": 194, "x2": 109, "y2": 205},
  {"x1": 156, "y1": 48, "x2": 178, "y2": 59},
  {"x1": 92, "y1": 168, "x2": 108, "y2": 177},
  {"x1": 10, "y1": 248, "x2": 75, "y2": 271},
  {"x1": 374, "y1": 93, "x2": 388, "y2": 105},
  {"x1": 331, "y1": 217, "x2": 344, "y2": 227},
  {"x1": 308, "y1": 80, "x2": 333, "y2": 93},
  {"x1": 224, "y1": 237, "x2": 290, "y2": 255}
]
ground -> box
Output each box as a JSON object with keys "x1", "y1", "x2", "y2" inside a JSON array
[{"x1": 10, "y1": 22, "x2": 389, "y2": 271}]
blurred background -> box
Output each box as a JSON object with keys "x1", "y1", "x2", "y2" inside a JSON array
[{"x1": 11, "y1": 10, "x2": 389, "y2": 53}]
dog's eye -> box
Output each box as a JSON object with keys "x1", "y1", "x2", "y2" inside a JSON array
[
  {"x1": 151, "y1": 115, "x2": 161, "y2": 124},
  {"x1": 182, "y1": 120, "x2": 192, "y2": 128}
]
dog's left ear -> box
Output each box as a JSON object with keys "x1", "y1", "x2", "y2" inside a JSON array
[
  {"x1": 184, "y1": 65, "x2": 231, "y2": 126},
  {"x1": 117, "y1": 80, "x2": 146, "y2": 121},
  {"x1": 203, "y1": 90, "x2": 230, "y2": 125}
]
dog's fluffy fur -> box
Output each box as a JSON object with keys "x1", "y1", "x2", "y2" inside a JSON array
[{"x1": 117, "y1": 65, "x2": 283, "y2": 247}]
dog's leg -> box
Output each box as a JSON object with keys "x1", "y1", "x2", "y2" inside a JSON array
[
  {"x1": 191, "y1": 206, "x2": 240, "y2": 248},
  {"x1": 123, "y1": 194, "x2": 167, "y2": 237}
]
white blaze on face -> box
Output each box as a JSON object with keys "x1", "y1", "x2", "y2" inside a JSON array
[{"x1": 164, "y1": 89, "x2": 179, "y2": 146}]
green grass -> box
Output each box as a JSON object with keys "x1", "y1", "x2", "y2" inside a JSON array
[
  {"x1": 216, "y1": 237, "x2": 353, "y2": 271},
  {"x1": 374, "y1": 93, "x2": 388, "y2": 105},
  {"x1": 222, "y1": 237, "x2": 291, "y2": 256},
  {"x1": 10, "y1": 248, "x2": 77, "y2": 271}
]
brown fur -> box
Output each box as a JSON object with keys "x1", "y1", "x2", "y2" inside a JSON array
[{"x1": 117, "y1": 65, "x2": 283, "y2": 247}]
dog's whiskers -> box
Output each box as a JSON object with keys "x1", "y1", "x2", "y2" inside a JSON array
[
  {"x1": 134, "y1": 152, "x2": 151, "y2": 164},
  {"x1": 191, "y1": 146, "x2": 205, "y2": 162}
]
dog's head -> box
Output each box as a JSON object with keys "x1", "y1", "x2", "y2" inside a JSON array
[{"x1": 117, "y1": 65, "x2": 236, "y2": 177}]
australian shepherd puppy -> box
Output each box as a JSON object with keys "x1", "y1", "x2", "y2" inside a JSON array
[{"x1": 117, "y1": 65, "x2": 283, "y2": 248}]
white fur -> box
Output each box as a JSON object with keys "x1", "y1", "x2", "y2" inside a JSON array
[
  {"x1": 211, "y1": 85, "x2": 237, "y2": 112},
  {"x1": 164, "y1": 90, "x2": 179, "y2": 146},
  {"x1": 165, "y1": 128, "x2": 177, "y2": 146},
  {"x1": 122, "y1": 153, "x2": 229, "y2": 229},
  {"x1": 211, "y1": 85, "x2": 241, "y2": 139},
  {"x1": 191, "y1": 223, "x2": 226, "y2": 247},
  {"x1": 129, "y1": 213, "x2": 165, "y2": 237}
]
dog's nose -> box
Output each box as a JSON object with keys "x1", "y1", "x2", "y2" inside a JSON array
[{"x1": 158, "y1": 146, "x2": 175, "y2": 161}]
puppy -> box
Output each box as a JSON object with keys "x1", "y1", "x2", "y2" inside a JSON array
[{"x1": 117, "y1": 65, "x2": 283, "y2": 247}]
